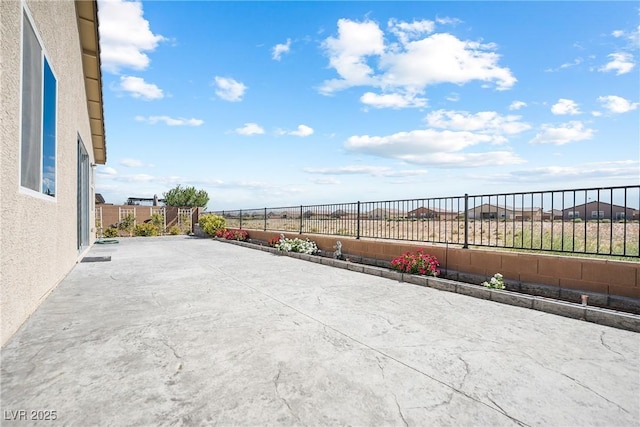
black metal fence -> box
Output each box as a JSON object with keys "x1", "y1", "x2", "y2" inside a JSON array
[{"x1": 210, "y1": 185, "x2": 640, "y2": 258}]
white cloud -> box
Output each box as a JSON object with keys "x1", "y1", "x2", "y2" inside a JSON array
[
  {"x1": 309, "y1": 177, "x2": 341, "y2": 185},
  {"x1": 597, "y1": 95, "x2": 639, "y2": 114},
  {"x1": 98, "y1": 166, "x2": 118, "y2": 176},
  {"x1": 545, "y1": 58, "x2": 583, "y2": 73},
  {"x1": 119, "y1": 158, "x2": 154, "y2": 168},
  {"x1": 118, "y1": 76, "x2": 163, "y2": 100},
  {"x1": 360, "y1": 91, "x2": 427, "y2": 109},
  {"x1": 98, "y1": 0, "x2": 165, "y2": 73},
  {"x1": 346, "y1": 130, "x2": 489, "y2": 158},
  {"x1": 319, "y1": 19, "x2": 516, "y2": 107},
  {"x1": 500, "y1": 160, "x2": 640, "y2": 182},
  {"x1": 529, "y1": 121, "x2": 594, "y2": 145},
  {"x1": 612, "y1": 25, "x2": 640, "y2": 48},
  {"x1": 342, "y1": 108, "x2": 530, "y2": 167},
  {"x1": 424, "y1": 151, "x2": 525, "y2": 167},
  {"x1": 435, "y1": 16, "x2": 462, "y2": 26},
  {"x1": 320, "y1": 19, "x2": 385, "y2": 94},
  {"x1": 425, "y1": 110, "x2": 530, "y2": 144},
  {"x1": 561, "y1": 58, "x2": 583, "y2": 69},
  {"x1": 213, "y1": 76, "x2": 247, "y2": 102},
  {"x1": 289, "y1": 125, "x2": 314, "y2": 137},
  {"x1": 135, "y1": 115, "x2": 204, "y2": 126},
  {"x1": 509, "y1": 101, "x2": 527, "y2": 110},
  {"x1": 446, "y1": 92, "x2": 460, "y2": 102},
  {"x1": 235, "y1": 123, "x2": 265, "y2": 136},
  {"x1": 599, "y1": 52, "x2": 635, "y2": 75},
  {"x1": 551, "y1": 98, "x2": 581, "y2": 115},
  {"x1": 387, "y1": 18, "x2": 435, "y2": 45},
  {"x1": 272, "y1": 39, "x2": 291, "y2": 60},
  {"x1": 343, "y1": 129, "x2": 525, "y2": 167},
  {"x1": 304, "y1": 165, "x2": 427, "y2": 177}
]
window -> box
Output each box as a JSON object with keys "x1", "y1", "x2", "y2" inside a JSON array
[
  {"x1": 21, "y1": 9, "x2": 56, "y2": 197},
  {"x1": 615, "y1": 212, "x2": 626, "y2": 220},
  {"x1": 568, "y1": 211, "x2": 580, "y2": 219},
  {"x1": 591, "y1": 211, "x2": 604, "y2": 219}
]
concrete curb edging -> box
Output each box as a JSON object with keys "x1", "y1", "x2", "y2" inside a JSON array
[{"x1": 214, "y1": 238, "x2": 640, "y2": 333}]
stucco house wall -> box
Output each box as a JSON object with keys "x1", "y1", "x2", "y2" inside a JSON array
[{"x1": 1, "y1": 1, "x2": 104, "y2": 346}]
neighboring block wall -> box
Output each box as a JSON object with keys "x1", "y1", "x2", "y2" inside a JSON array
[
  {"x1": 247, "y1": 231, "x2": 640, "y2": 301},
  {"x1": 97, "y1": 205, "x2": 203, "y2": 234},
  {"x1": 1, "y1": 1, "x2": 96, "y2": 345}
]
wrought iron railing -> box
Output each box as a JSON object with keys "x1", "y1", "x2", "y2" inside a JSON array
[{"x1": 209, "y1": 185, "x2": 640, "y2": 257}]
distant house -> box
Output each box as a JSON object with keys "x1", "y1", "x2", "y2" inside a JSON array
[
  {"x1": 274, "y1": 210, "x2": 299, "y2": 219},
  {"x1": 542, "y1": 209, "x2": 563, "y2": 221},
  {"x1": 366, "y1": 208, "x2": 402, "y2": 220},
  {"x1": 330, "y1": 209, "x2": 348, "y2": 218},
  {"x1": 467, "y1": 204, "x2": 515, "y2": 220},
  {"x1": 407, "y1": 206, "x2": 457, "y2": 220},
  {"x1": 467, "y1": 204, "x2": 543, "y2": 221},
  {"x1": 513, "y1": 207, "x2": 542, "y2": 221},
  {"x1": 407, "y1": 207, "x2": 436, "y2": 219},
  {"x1": 1, "y1": 0, "x2": 106, "y2": 346},
  {"x1": 126, "y1": 195, "x2": 165, "y2": 206},
  {"x1": 562, "y1": 202, "x2": 635, "y2": 220}
]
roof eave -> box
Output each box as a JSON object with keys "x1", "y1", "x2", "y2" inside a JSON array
[{"x1": 75, "y1": 0, "x2": 106, "y2": 164}]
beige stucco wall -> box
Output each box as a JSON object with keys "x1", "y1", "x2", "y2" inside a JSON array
[{"x1": 1, "y1": 0, "x2": 96, "y2": 346}]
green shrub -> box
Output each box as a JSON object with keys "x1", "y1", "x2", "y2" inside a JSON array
[
  {"x1": 103, "y1": 227, "x2": 119, "y2": 238},
  {"x1": 150, "y1": 213, "x2": 165, "y2": 233},
  {"x1": 168, "y1": 225, "x2": 182, "y2": 235},
  {"x1": 134, "y1": 222, "x2": 159, "y2": 236},
  {"x1": 199, "y1": 214, "x2": 227, "y2": 236},
  {"x1": 118, "y1": 213, "x2": 136, "y2": 236}
]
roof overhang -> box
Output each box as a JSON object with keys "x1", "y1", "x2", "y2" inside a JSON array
[{"x1": 75, "y1": 0, "x2": 106, "y2": 164}]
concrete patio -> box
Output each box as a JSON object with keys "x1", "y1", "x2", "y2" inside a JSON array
[{"x1": 1, "y1": 236, "x2": 638, "y2": 426}]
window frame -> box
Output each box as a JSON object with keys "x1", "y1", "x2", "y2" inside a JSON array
[{"x1": 19, "y1": 4, "x2": 58, "y2": 201}]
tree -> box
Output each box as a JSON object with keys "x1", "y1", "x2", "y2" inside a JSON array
[{"x1": 163, "y1": 185, "x2": 209, "y2": 208}]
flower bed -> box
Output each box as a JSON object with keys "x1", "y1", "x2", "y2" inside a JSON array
[
  {"x1": 390, "y1": 249, "x2": 440, "y2": 276},
  {"x1": 274, "y1": 234, "x2": 318, "y2": 254}
]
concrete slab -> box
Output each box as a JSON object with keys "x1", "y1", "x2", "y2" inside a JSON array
[{"x1": 1, "y1": 236, "x2": 638, "y2": 426}]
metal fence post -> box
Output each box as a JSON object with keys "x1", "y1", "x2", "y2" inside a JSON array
[
  {"x1": 264, "y1": 207, "x2": 267, "y2": 231},
  {"x1": 299, "y1": 205, "x2": 303, "y2": 234},
  {"x1": 463, "y1": 193, "x2": 469, "y2": 249},
  {"x1": 356, "y1": 201, "x2": 361, "y2": 239},
  {"x1": 239, "y1": 209, "x2": 243, "y2": 230}
]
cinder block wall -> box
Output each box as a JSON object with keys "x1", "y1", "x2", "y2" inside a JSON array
[{"x1": 246, "y1": 230, "x2": 640, "y2": 300}]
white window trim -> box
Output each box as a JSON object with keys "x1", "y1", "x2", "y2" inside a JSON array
[{"x1": 18, "y1": 3, "x2": 58, "y2": 201}]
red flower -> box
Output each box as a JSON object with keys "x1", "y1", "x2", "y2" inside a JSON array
[{"x1": 390, "y1": 250, "x2": 440, "y2": 276}]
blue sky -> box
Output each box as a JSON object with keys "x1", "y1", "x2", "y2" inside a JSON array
[{"x1": 96, "y1": 1, "x2": 639, "y2": 210}]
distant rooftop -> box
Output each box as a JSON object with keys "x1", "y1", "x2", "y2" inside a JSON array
[{"x1": 126, "y1": 196, "x2": 165, "y2": 206}]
